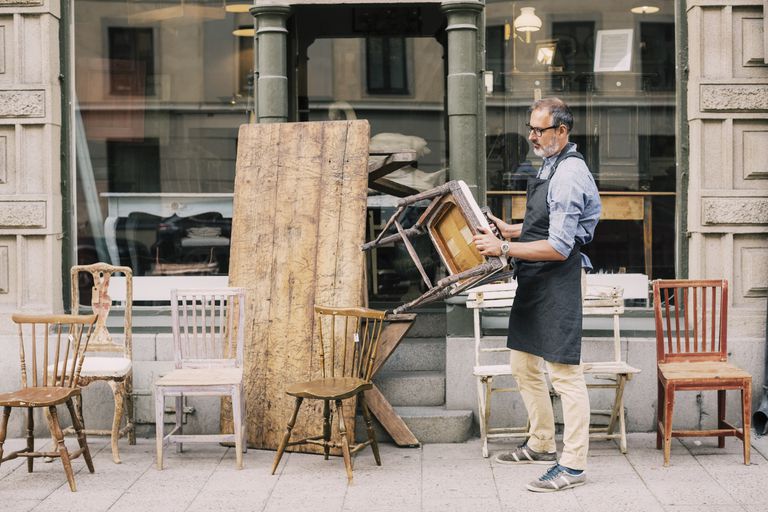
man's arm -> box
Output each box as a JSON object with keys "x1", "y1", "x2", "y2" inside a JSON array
[{"x1": 473, "y1": 227, "x2": 566, "y2": 261}]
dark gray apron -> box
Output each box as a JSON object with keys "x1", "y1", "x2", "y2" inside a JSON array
[{"x1": 507, "y1": 149, "x2": 585, "y2": 365}]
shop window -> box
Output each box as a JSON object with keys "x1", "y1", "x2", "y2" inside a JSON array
[
  {"x1": 108, "y1": 26, "x2": 155, "y2": 97},
  {"x1": 366, "y1": 37, "x2": 409, "y2": 95}
]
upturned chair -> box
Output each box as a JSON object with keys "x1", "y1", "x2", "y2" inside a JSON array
[
  {"x1": 154, "y1": 288, "x2": 247, "y2": 469},
  {"x1": 652, "y1": 279, "x2": 751, "y2": 466},
  {"x1": 0, "y1": 313, "x2": 97, "y2": 492},
  {"x1": 61, "y1": 263, "x2": 135, "y2": 464},
  {"x1": 271, "y1": 306, "x2": 387, "y2": 481}
]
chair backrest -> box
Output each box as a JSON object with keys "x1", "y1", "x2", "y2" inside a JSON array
[
  {"x1": 313, "y1": 306, "x2": 387, "y2": 381},
  {"x1": 12, "y1": 313, "x2": 97, "y2": 388},
  {"x1": 171, "y1": 288, "x2": 246, "y2": 369},
  {"x1": 652, "y1": 279, "x2": 728, "y2": 364},
  {"x1": 583, "y1": 284, "x2": 625, "y2": 363},
  {"x1": 71, "y1": 262, "x2": 133, "y2": 358}
]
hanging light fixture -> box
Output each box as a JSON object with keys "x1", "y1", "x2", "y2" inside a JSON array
[
  {"x1": 233, "y1": 26, "x2": 255, "y2": 37},
  {"x1": 513, "y1": 7, "x2": 542, "y2": 42},
  {"x1": 630, "y1": 5, "x2": 660, "y2": 14},
  {"x1": 225, "y1": 2, "x2": 251, "y2": 13}
]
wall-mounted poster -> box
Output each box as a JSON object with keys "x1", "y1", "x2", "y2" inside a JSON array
[{"x1": 593, "y1": 29, "x2": 633, "y2": 72}]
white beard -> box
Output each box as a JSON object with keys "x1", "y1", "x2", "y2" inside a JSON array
[{"x1": 533, "y1": 139, "x2": 560, "y2": 158}]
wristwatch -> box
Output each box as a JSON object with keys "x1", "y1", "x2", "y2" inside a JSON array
[{"x1": 499, "y1": 241, "x2": 510, "y2": 257}]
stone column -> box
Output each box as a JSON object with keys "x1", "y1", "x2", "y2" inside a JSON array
[
  {"x1": 251, "y1": 3, "x2": 291, "y2": 123},
  {"x1": 441, "y1": 0, "x2": 485, "y2": 202},
  {"x1": 0, "y1": 0, "x2": 64, "y2": 333}
]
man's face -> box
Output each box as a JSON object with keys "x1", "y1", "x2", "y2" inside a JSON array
[{"x1": 527, "y1": 109, "x2": 566, "y2": 158}]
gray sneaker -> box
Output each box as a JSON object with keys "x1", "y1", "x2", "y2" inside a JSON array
[
  {"x1": 526, "y1": 463, "x2": 587, "y2": 492},
  {"x1": 494, "y1": 443, "x2": 557, "y2": 465}
]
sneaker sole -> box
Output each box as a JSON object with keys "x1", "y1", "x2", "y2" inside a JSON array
[
  {"x1": 526, "y1": 481, "x2": 586, "y2": 493},
  {"x1": 495, "y1": 457, "x2": 555, "y2": 465}
]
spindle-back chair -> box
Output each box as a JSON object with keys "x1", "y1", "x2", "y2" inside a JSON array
[
  {"x1": 271, "y1": 306, "x2": 387, "y2": 481},
  {"x1": 154, "y1": 288, "x2": 247, "y2": 469},
  {"x1": 0, "y1": 313, "x2": 97, "y2": 491},
  {"x1": 653, "y1": 279, "x2": 751, "y2": 466}
]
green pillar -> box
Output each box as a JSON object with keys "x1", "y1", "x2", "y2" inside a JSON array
[
  {"x1": 251, "y1": 4, "x2": 291, "y2": 123},
  {"x1": 441, "y1": 0, "x2": 485, "y2": 203}
]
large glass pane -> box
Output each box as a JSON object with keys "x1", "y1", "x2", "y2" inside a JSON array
[
  {"x1": 304, "y1": 36, "x2": 448, "y2": 304},
  {"x1": 74, "y1": 1, "x2": 251, "y2": 293},
  {"x1": 485, "y1": 1, "x2": 676, "y2": 280}
]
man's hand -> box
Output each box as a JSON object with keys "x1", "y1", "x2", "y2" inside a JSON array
[
  {"x1": 473, "y1": 226, "x2": 503, "y2": 256},
  {"x1": 486, "y1": 211, "x2": 522, "y2": 239}
]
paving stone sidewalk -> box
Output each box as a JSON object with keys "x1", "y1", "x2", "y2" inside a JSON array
[{"x1": 2, "y1": 433, "x2": 768, "y2": 512}]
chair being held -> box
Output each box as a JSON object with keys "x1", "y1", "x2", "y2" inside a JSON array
[
  {"x1": 0, "y1": 314, "x2": 97, "y2": 492},
  {"x1": 652, "y1": 279, "x2": 751, "y2": 466},
  {"x1": 271, "y1": 306, "x2": 387, "y2": 481},
  {"x1": 154, "y1": 288, "x2": 247, "y2": 469},
  {"x1": 64, "y1": 263, "x2": 135, "y2": 464}
]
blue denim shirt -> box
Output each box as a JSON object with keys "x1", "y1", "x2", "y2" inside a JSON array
[{"x1": 536, "y1": 142, "x2": 601, "y2": 270}]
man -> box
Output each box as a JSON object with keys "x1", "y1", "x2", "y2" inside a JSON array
[{"x1": 473, "y1": 97, "x2": 601, "y2": 492}]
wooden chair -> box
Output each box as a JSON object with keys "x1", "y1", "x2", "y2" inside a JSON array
[
  {"x1": 581, "y1": 284, "x2": 641, "y2": 453},
  {"x1": 466, "y1": 283, "x2": 529, "y2": 458},
  {"x1": 271, "y1": 306, "x2": 387, "y2": 481},
  {"x1": 466, "y1": 281, "x2": 640, "y2": 456},
  {"x1": 154, "y1": 288, "x2": 247, "y2": 469},
  {"x1": 0, "y1": 313, "x2": 97, "y2": 492},
  {"x1": 652, "y1": 279, "x2": 751, "y2": 466},
  {"x1": 61, "y1": 263, "x2": 135, "y2": 464}
]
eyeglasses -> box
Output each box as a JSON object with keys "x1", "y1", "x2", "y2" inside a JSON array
[{"x1": 525, "y1": 123, "x2": 559, "y2": 137}]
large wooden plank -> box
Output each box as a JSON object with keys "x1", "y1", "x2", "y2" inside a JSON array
[
  {"x1": 226, "y1": 121, "x2": 370, "y2": 452},
  {"x1": 365, "y1": 386, "x2": 419, "y2": 447}
]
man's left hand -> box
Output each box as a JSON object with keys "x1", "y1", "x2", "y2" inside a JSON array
[{"x1": 473, "y1": 226, "x2": 502, "y2": 256}]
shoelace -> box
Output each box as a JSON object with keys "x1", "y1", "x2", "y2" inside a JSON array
[{"x1": 540, "y1": 464, "x2": 566, "y2": 481}]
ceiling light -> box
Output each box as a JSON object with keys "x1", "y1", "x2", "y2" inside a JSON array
[
  {"x1": 513, "y1": 7, "x2": 542, "y2": 33},
  {"x1": 225, "y1": 2, "x2": 251, "y2": 13},
  {"x1": 630, "y1": 5, "x2": 660, "y2": 14},
  {"x1": 233, "y1": 26, "x2": 255, "y2": 37}
]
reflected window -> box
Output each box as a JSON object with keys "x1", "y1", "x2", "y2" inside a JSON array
[
  {"x1": 366, "y1": 37, "x2": 409, "y2": 95},
  {"x1": 108, "y1": 27, "x2": 155, "y2": 96}
]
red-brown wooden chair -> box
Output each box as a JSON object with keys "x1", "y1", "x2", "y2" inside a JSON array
[
  {"x1": 652, "y1": 279, "x2": 751, "y2": 466},
  {"x1": 0, "y1": 313, "x2": 97, "y2": 491}
]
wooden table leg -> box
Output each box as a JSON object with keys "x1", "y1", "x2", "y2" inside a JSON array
[{"x1": 643, "y1": 196, "x2": 653, "y2": 279}]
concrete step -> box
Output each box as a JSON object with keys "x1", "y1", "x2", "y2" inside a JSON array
[
  {"x1": 380, "y1": 337, "x2": 445, "y2": 372},
  {"x1": 355, "y1": 405, "x2": 473, "y2": 444},
  {"x1": 373, "y1": 370, "x2": 445, "y2": 407},
  {"x1": 405, "y1": 311, "x2": 446, "y2": 338}
]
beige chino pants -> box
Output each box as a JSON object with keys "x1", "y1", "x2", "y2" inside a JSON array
[{"x1": 507, "y1": 270, "x2": 590, "y2": 470}]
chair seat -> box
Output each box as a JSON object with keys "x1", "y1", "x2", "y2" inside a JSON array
[
  {"x1": 583, "y1": 361, "x2": 641, "y2": 375},
  {"x1": 0, "y1": 386, "x2": 80, "y2": 407},
  {"x1": 48, "y1": 357, "x2": 132, "y2": 379},
  {"x1": 658, "y1": 361, "x2": 751, "y2": 382},
  {"x1": 155, "y1": 367, "x2": 243, "y2": 387},
  {"x1": 473, "y1": 364, "x2": 514, "y2": 377},
  {"x1": 285, "y1": 377, "x2": 372, "y2": 400}
]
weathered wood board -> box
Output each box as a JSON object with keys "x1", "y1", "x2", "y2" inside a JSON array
[{"x1": 223, "y1": 120, "x2": 370, "y2": 452}]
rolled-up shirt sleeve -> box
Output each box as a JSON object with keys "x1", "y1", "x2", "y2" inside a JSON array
[{"x1": 546, "y1": 158, "x2": 601, "y2": 260}]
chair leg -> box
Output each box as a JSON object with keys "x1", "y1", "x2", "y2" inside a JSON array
[
  {"x1": 663, "y1": 385, "x2": 675, "y2": 467},
  {"x1": 241, "y1": 389, "x2": 247, "y2": 453},
  {"x1": 335, "y1": 400, "x2": 353, "y2": 482},
  {"x1": 155, "y1": 387, "x2": 165, "y2": 470},
  {"x1": 108, "y1": 380, "x2": 124, "y2": 464},
  {"x1": 742, "y1": 381, "x2": 751, "y2": 465},
  {"x1": 656, "y1": 379, "x2": 663, "y2": 450},
  {"x1": 49, "y1": 406, "x2": 76, "y2": 492},
  {"x1": 26, "y1": 407, "x2": 34, "y2": 473},
  {"x1": 231, "y1": 385, "x2": 244, "y2": 469},
  {"x1": 717, "y1": 389, "x2": 726, "y2": 449},
  {"x1": 271, "y1": 397, "x2": 303, "y2": 475},
  {"x1": 618, "y1": 386, "x2": 629, "y2": 455},
  {"x1": 0, "y1": 406, "x2": 11, "y2": 466},
  {"x1": 66, "y1": 398, "x2": 94, "y2": 473},
  {"x1": 126, "y1": 375, "x2": 136, "y2": 445},
  {"x1": 359, "y1": 392, "x2": 381, "y2": 466},
  {"x1": 476, "y1": 377, "x2": 489, "y2": 458},
  {"x1": 322, "y1": 400, "x2": 331, "y2": 460},
  {"x1": 175, "y1": 395, "x2": 183, "y2": 454}
]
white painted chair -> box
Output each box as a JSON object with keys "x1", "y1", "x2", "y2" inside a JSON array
[
  {"x1": 51, "y1": 263, "x2": 135, "y2": 464},
  {"x1": 467, "y1": 280, "x2": 641, "y2": 456},
  {"x1": 466, "y1": 282, "x2": 529, "y2": 458},
  {"x1": 154, "y1": 288, "x2": 247, "y2": 469}
]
